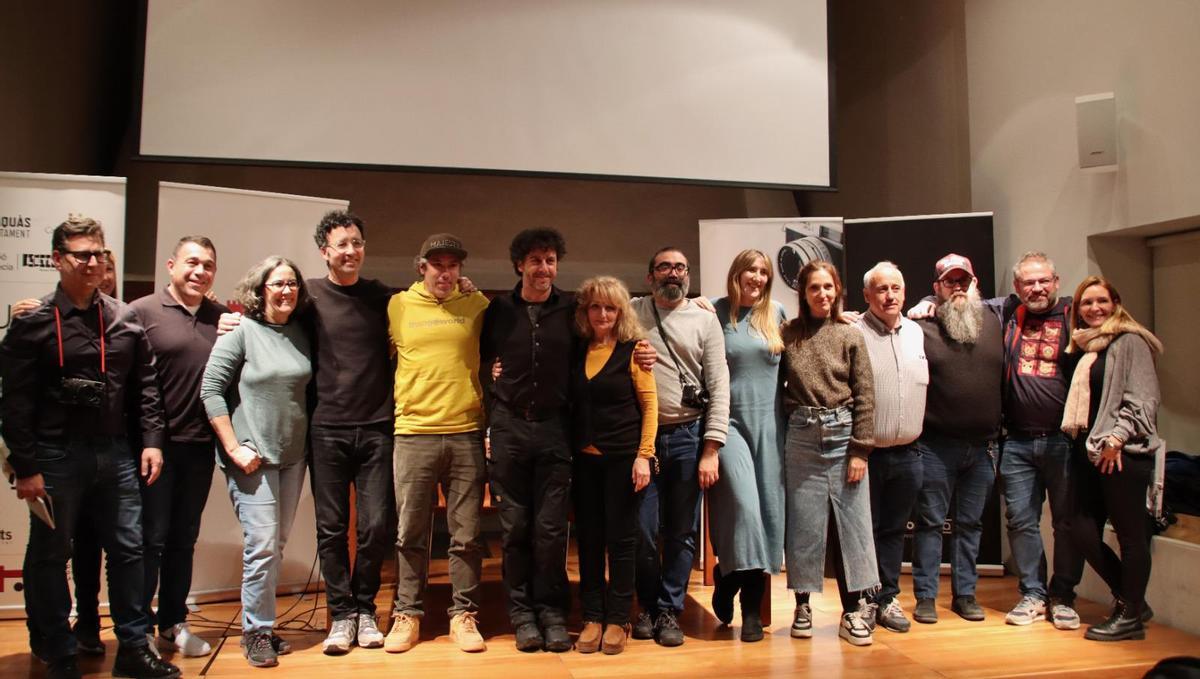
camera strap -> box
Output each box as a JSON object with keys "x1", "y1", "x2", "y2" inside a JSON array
[
  {"x1": 54, "y1": 303, "x2": 106, "y2": 374},
  {"x1": 649, "y1": 300, "x2": 693, "y2": 393}
]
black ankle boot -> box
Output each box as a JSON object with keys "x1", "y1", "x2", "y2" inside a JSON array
[
  {"x1": 712, "y1": 568, "x2": 739, "y2": 625},
  {"x1": 1084, "y1": 600, "x2": 1145, "y2": 642},
  {"x1": 112, "y1": 643, "x2": 181, "y2": 678},
  {"x1": 738, "y1": 570, "x2": 766, "y2": 642}
]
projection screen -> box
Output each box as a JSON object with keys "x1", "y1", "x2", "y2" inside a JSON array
[{"x1": 140, "y1": 0, "x2": 830, "y2": 188}]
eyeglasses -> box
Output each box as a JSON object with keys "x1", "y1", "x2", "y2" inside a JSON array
[
  {"x1": 939, "y1": 275, "x2": 974, "y2": 289},
  {"x1": 265, "y1": 280, "x2": 300, "y2": 291},
  {"x1": 654, "y1": 262, "x2": 689, "y2": 275},
  {"x1": 61, "y1": 249, "x2": 108, "y2": 263},
  {"x1": 328, "y1": 239, "x2": 366, "y2": 252}
]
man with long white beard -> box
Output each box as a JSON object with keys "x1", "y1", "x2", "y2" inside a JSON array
[{"x1": 909, "y1": 254, "x2": 1003, "y2": 625}]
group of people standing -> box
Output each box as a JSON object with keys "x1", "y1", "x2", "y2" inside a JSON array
[{"x1": 0, "y1": 213, "x2": 1165, "y2": 679}]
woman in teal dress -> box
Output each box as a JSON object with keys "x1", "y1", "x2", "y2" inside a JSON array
[{"x1": 708, "y1": 249, "x2": 787, "y2": 642}]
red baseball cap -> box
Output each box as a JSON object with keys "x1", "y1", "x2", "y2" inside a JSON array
[{"x1": 935, "y1": 253, "x2": 975, "y2": 281}]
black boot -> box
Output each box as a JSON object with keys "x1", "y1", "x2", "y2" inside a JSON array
[
  {"x1": 738, "y1": 570, "x2": 766, "y2": 642},
  {"x1": 112, "y1": 644, "x2": 182, "y2": 679},
  {"x1": 1084, "y1": 600, "x2": 1145, "y2": 642},
  {"x1": 712, "y1": 568, "x2": 740, "y2": 625}
]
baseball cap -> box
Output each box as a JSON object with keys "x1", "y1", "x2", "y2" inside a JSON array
[
  {"x1": 419, "y1": 233, "x2": 467, "y2": 260},
  {"x1": 934, "y1": 253, "x2": 974, "y2": 281}
]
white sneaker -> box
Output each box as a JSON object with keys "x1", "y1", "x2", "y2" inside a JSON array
[
  {"x1": 160, "y1": 622, "x2": 213, "y2": 657},
  {"x1": 839, "y1": 611, "x2": 873, "y2": 646},
  {"x1": 357, "y1": 613, "x2": 384, "y2": 648},
  {"x1": 323, "y1": 617, "x2": 358, "y2": 655},
  {"x1": 1005, "y1": 595, "x2": 1046, "y2": 626},
  {"x1": 1050, "y1": 603, "x2": 1081, "y2": 630}
]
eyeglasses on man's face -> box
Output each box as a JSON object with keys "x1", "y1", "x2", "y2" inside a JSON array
[
  {"x1": 61, "y1": 249, "x2": 108, "y2": 264},
  {"x1": 265, "y1": 280, "x2": 300, "y2": 291},
  {"x1": 653, "y1": 262, "x2": 689, "y2": 275},
  {"x1": 328, "y1": 238, "x2": 366, "y2": 252}
]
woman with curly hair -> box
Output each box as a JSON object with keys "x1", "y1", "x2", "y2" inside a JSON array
[
  {"x1": 201, "y1": 256, "x2": 313, "y2": 668},
  {"x1": 1063, "y1": 275, "x2": 1164, "y2": 642}
]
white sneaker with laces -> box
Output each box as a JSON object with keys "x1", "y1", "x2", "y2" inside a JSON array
[
  {"x1": 1050, "y1": 603, "x2": 1081, "y2": 630},
  {"x1": 838, "y1": 611, "x2": 873, "y2": 646},
  {"x1": 357, "y1": 613, "x2": 384, "y2": 648},
  {"x1": 160, "y1": 622, "x2": 212, "y2": 657},
  {"x1": 1005, "y1": 595, "x2": 1046, "y2": 626},
  {"x1": 323, "y1": 617, "x2": 358, "y2": 655}
]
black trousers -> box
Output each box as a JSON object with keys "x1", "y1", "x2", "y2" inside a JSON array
[
  {"x1": 488, "y1": 404, "x2": 572, "y2": 627},
  {"x1": 309, "y1": 422, "x2": 396, "y2": 620},
  {"x1": 141, "y1": 441, "x2": 216, "y2": 631},
  {"x1": 573, "y1": 453, "x2": 642, "y2": 626},
  {"x1": 1069, "y1": 445, "x2": 1154, "y2": 612}
]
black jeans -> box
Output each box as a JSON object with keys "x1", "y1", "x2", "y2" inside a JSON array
[
  {"x1": 1069, "y1": 445, "x2": 1154, "y2": 612},
  {"x1": 310, "y1": 422, "x2": 396, "y2": 620},
  {"x1": 488, "y1": 403, "x2": 572, "y2": 627},
  {"x1": 26, "y1": 436, "x2": 149, "y2": 660},
  {"x1": 71, "y1": 490, "x2": 104, "y2": 634},
  {"x1": 573, "y1": 453, "x2": 642, "y2": 626},
  {"x1": 141, "y1": 441, "x2": 216, "y2": 631},
  {"x1": 868, "y1": 444, "x2": 923, "y2": 606}
]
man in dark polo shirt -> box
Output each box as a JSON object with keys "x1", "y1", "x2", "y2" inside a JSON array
[
  {"x1": 1, "y1": 216, "x2": 180, "y2": 679},
  {"x1": 129, "y1": 236, "x2": 226, "y2": 657},
  {"x1": 910, "y1": 253, "x2": 1003, "y2": 625}
]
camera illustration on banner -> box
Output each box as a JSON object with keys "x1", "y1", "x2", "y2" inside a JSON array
[{"x1": 776, "y1": 223, "x2": 845, "y2": 291}]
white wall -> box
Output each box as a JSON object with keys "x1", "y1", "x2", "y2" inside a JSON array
[{"x1": 965, "y1": 0, "x2": 1200, "y2": 292}]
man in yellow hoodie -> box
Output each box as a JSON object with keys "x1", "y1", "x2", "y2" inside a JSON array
[{"x1": 384, "y1": 233, "x2": 491, "y2": 655}]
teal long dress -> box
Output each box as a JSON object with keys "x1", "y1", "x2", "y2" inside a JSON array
[{"x1": 708, "y1": 298, "x2": 786, "y2": 575}]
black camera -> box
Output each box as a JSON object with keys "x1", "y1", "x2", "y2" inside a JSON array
[
  {"x1": 57, "y1": 377, "x2": 105, "y2": 408},
  {"x1": 681, "y1": 382, "x2": 710, "y2": 410}
]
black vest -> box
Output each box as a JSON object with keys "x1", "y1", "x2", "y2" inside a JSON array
[{"x1": 572, "y1": 340, "x2": 642, "y2": 456}]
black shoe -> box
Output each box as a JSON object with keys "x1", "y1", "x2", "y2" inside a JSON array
[
  {"x1": 951, "y1": 596, "x2": 985, "y2": 622},
  {"x1": 712, "y1": 569, "x2": 737, "y2": 625},
  {"x1": 632, "y1": 611, "x2": 655, "y2": 640},
  {"x1": 913, "y1": 598, "x2": 938, "y2": 624},
  {"x1": 241, "y1": 631, "x2": 279, "y2": 668},
  {"x1": 270, "y1": 633, "x2": 292, "y2": 655},
  {"x1": 1141, "y1": 602, "x2": 1154, "y2": 623},
  {"x1": 112, "y1": 644, "x2": 182, "y2": 679},
  {"x1": 1085, "y1": 601, "x2": 1145, "y2": 642},
  {"x1": 46, "y1": 655, "x2": 82, "y2": 679},
  {"x1": 543, "y1": 624, "x2": 571, "y2": 653},
  {"x1": 654, "y1": 610, "x2": 684, "y2": 647},
  {"x1": 72, "y1": 623, "x2": 105, "y2": 656},
  {"x1": 740, "y1": 610, "x2": 764, "y2": 642},
  {"x1": 514, "y1": 622, "x2": 544, "y2": 652}
]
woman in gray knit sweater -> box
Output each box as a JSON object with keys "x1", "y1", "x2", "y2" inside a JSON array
[
  {"x1": 1062, "y1": 275, "x2": 1164, "y2": 643},
  {"x1": 780, "y1": 261, "x2": 877, "y2": 647},
  {"x1": 201, "y1": 256, "x2": 313, "y2": 668}
]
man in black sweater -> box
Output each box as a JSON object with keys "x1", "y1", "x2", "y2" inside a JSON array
[{"x1": 910, "y1": 254, "x2": 1003, "y2": 625}]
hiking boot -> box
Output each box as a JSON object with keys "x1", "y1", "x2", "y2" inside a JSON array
[
  {"x1": 632, "y1": 611, "x2": 655, "y2": 640},
  {"x1": 322, "y1": 617, "x2": 357, "y2": 655},
  {"x1": 576, "y1": 621, "x2": 602, "y2": 653},
  {"x1": 654, "y1": 610, "x2": 684, "y2": 647},
  {"x1": 240, "y1": 631, "x2": 278, "y2": 668},
  {"x1": 1085, "y1": 600, "x2": 1145, "y2": 642},
  {"x1": 384, "y1": 614, "x2": 419, "y2": 653},
  {"x1": 449, "y1": 611, "x2": 486, "y2": 652},
  {"x1": 544, "y1": 624, "x2": 571, "y2": 653},
  {"x1": 913, "y1": 598, "x2": 938, "y2": 624},
  {"x1": 877, "y1": 599, "x2": 911, "y2": 633},
  {"x1": 514, "y1": 622, "x2": 543, "y2": 652},
  {"x1": 838, "y1": 611, "x2": 873, "y2": 647},
  {"x1": 952, "y1": 595, "x2": 985, "y2": 621},
  {"x1": 1005, "y1": 595, "x2": 1046, "y2": 626},
  {"x1": 790, "y1": 603, "x2": 813, "y2": 638},
  {"x1": 357, "y1": 613, "x2": 384, "y2": 648}
]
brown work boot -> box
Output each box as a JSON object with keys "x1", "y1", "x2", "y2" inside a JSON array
[
  {"x1": 449, "y1": 611, "x2": 486, "y2": 653},
  {"x1": 601, "y1": 623, "x2": 630, "y2": 655},
  {"x1": 576, "y1": 622, "x2": 602, "y2": 653},
  {"x1": 384, "y1": 613, "x2": 419, "y2": 653}
]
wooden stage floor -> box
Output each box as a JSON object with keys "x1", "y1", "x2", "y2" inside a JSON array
[{"x1": 2, "y1": 551, "x2": 1196, "y2": 678}]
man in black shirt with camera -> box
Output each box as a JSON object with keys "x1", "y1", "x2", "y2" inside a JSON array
[{"x1": 1, "y1": 216, "x2": 180, "y2": 679}]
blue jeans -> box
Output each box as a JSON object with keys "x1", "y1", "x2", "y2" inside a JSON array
[
  {"x1": 224, "y1": 460, "x2": 307, "y2": 633},
  {"x1": 636, "y1": 419, "x2": 702, "y2": 615},
  {"x1": 911, "y1": 435, "x2": 997, "y2": 600},
  {"x1": 311, "y1": 423, "x2": 395, "y2": 620},
  {"x1": 869, "y1": 444, "x2": 923, "y2": 606},
  {"x1": 141, "y1": 441, "x2": 216, "y2": 631},
  {"x1": 25, "y1": 436, "x2": 149, "y2": 660},
  {"x1": 1000, "y1": 432, "x2": 1081, "y2": 603}
]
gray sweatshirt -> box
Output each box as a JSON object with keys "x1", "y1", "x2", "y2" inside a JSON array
[
  {"x1": 201, "y1": 318, "x2": 312, "y2": 466},
  {"x1": 632, "y1": 296, "x2": 730, "y2": 444}
]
